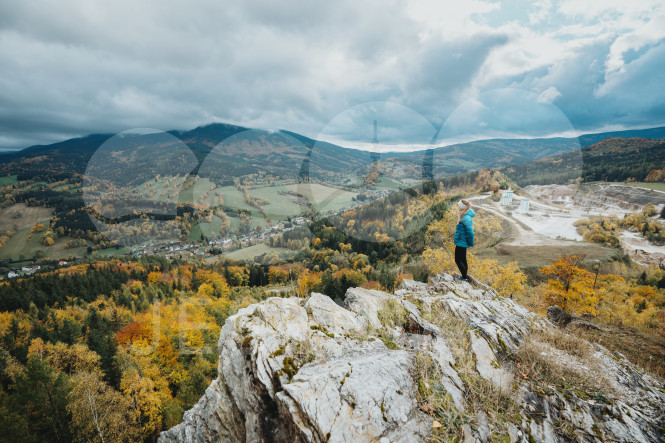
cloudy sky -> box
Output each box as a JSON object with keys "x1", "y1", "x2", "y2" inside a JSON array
[{"x1": 1, "y1": 0, "x2": 665, "y2": 150}]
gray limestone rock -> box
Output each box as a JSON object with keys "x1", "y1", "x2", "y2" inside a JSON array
[{"x1": 159, "y1": 275, "x2": 665, "y2": 443}]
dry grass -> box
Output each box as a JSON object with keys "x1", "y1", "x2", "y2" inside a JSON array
[
  {"x1": 512, "y1": 285, "x2": 545, "y2": 313},
  {"x1": 378, "y1": 298, "x2": 407, "y2": 329},
  {"x1": 567, "y1": 321, "x2": 665, "y2": 380},
  {"x1": 413, "y1": 352, "x2": 465, "y2": 438},
  {"x1": 375, "y1": 299, "x2": 407, "y2": 350},
  {"x1": 415, "y1": 311, "x2": 520, "y2": 441},
  {"x1": 531, "y1": 327, "x2": 594, "y2": 360},
  {"x1": 415, "y1": 310, "x2": 621, "y2": 440},
  {"x1": 514, "y1": 328, "x2": 612, "y2": 401},
  {"x1": 474, "y1": 243, "x2": 615, "y2": 268},
  {"x1": 512, "y1": 286, "x2": 665, "y2": 380}
]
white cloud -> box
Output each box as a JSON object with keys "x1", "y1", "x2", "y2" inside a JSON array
[
  {"x1": 537, "y1": 86, "x2": 562, "y2": 104},
  {"x1": 0, "y1": 0, "x2": 663, "y2": 149},
  {"x1": 605, "y1": 12, "x2": 665, "y2": 73},
  {"x1": 529, "y1": 0, "x2": 553, "y2": 25},
  {"x1": 557, "y1": 0, "x2": 665, "y2": 74},
  {"x1": 405, "y1": 0, "x2": 501, "y2": 39}
]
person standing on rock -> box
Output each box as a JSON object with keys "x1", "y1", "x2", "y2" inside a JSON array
[{"x1": 454, "y1": 199, "x2": 475, "y2": 281}]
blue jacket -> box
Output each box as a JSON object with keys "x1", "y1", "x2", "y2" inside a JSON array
[{"x1": 454, "y1": 209, "x2": 475, "y2": 248}]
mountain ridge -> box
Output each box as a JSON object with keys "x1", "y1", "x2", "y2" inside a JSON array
[
  {"x1": 2, "y1": 122, "x2": 665, "y2": 183},
  {"x1": 5, "y1": 123, "x2": 665, "y2": 158}
]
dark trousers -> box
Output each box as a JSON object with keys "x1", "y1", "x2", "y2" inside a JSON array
[{"x1": 455, "y1": 246, "x2": 468, "y2": 279}]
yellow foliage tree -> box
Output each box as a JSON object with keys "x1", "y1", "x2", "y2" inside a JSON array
[
  {"x1": 30, "y1": 223, "x2": 46, "y2": 234},
  {"x1": 197, "y1": 282, "x2": 214, "y2": 298},
  {"x1": 297, "y1": 270, "x2": 322, "y2": 296},
  {"x1": 120, "y1": 368, "x2": 164, "y2": 440},
  {"x1": 268, "y1": 266, "x2": 289, "y2": 284},
  {"x1": 195, "y1": 270, "x2": 230, "y2": 298},
  {"x1": 225, "y1": 266, "x2": 249, "y2": 286},
  {"x1": 28, "y1": 339, "x2": 102, "y2": 376},
  {"x1": 147, "y1": 272, "x2": 162, "y2": 285},
  {"x1": 539, "y1": 255, "x2": 598, "y2": 315},
  {"x1": 68, "y1": 371, "x2": 139, "y2": 442}
]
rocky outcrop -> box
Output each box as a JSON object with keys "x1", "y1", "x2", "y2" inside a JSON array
[
  {"x1": 160, "y1": 274, "x2": 665, "y2": 442},
  {"x1": 547, "y1": 305, "x2": 572, "y2": 327}
]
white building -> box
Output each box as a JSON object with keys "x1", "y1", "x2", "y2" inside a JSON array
[
  {"x1": 501, "y1": 188, "x2": 514, "y2": 206},
  {"x1": 519, "y1": 198, "x2": 530, "y2": 213}
]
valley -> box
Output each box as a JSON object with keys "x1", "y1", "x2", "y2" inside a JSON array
[{"x1": 0, "y1": 123, "x2": 664, "y2": 442}]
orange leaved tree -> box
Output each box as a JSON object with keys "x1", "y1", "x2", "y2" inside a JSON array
[{"x1": 539, "y1": 255, "x2": 598, "y2": 315}]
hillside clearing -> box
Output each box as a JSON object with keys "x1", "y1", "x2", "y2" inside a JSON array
[
  {"x1": 0, "y1": 203, "x2": 53, "y2": 231},
  {"x1": 220, "y1": 244, "x2": 293, "y2": 261},
  {"x1": 0, "y1": 227, "x2": 90, "y2": 262},
  {"x1": 0, "y1": 175, "x2": 17, "y2": 186},
  {"x1": 624, "y1": 182, "x2": 665, "y2": 192},
  {"x1": 249, "y1": 185, "x2": 302, "y2": 221},
  {"x1": 286, "y1": 183, "x2": 357, "y2": 212}
]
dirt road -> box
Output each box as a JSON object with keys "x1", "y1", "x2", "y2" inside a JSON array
[{"x1": 469, "y1": 194, "x2": 579, "y2": 247}]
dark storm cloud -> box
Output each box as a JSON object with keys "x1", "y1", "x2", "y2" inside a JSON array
[{"x1": 0, "y1": 0, "x2": 664, "y2": 150}]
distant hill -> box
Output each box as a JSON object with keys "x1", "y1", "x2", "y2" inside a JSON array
[
  {"x1": 0, "y1": 123, "x2": 374, "y2": 182},
  {"x1": 2, "y1": 123, "x2": 665, "y2": 183},
  {"x1": 577, "y1": 126, "x2": 665, "y2": 147},
  {"x1": 499, "y1": 137, "x2": 665, "y2": 186}
]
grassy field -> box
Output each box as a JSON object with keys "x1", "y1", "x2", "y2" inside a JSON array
[
  {"x1": 191, "y1": 181, "x2": 303, "y2": 222},
  {"x1": 185, "y1": 179, "x2": 269, "y2": 230},
  {"x1": 0, "y1": 227, "x2": 42, "y2": 260},
  {"x1": 0, "y1": 203, "x2": 53, "y2": 231},
  {"x1": 0, "y1": 227, "x2": 91, "y2": 261},
  {"x1": 449, "y1": 158, "x2": 476, "y2": 168},
  {"x1": 216, "y1": 185, "x2": 253, "y2": 211},
  {"x1": 189, "y1": 177, "x2": 222, "y2": 207},
  {"x1": 92, "y1": 245, "x2": 133, "y2": 257},
  {"x1": 474, "y1": 242, "x2": 616, "y2": 268},
  {"x1": 189, "y1": 216, "x2": 224, "y2": 241},
  {"x1": 20, "y1": 181, "x2": 49, "y2": 191},
  {"x1": 0, "y1": 175, "x2": 18, "y2": 186},
  {"x1": 624, "y1": 182, "x2": 665, "y2": 192},
  {"x1": 42, "y1": 238, "x2": 91, "y2": 260},
  {"x1": 376, "y1": 176, "x2": 405, "y2": 190},
  {"x1": 222, "y1": 244, "x2": 293, "y2": 261},
  {"x1": 228, "y1": 215, "x2": 241, "y2": 232},
  {"x1": 215, "y1": 186, "x2": 270, "y2": 226},
  {"x1": 198, "y1": 187, "x2": 225, "y2": 207},
  {"x1": 286, "y1": 183, "x2": 357, "y2": 212},
  {"x1": 249, "y1": 185, "x2": 302, "y2": 221}
]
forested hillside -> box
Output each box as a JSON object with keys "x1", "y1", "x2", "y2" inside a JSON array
[{"x1": 500, "y1": 138, "x2": 665, "y2": 186}]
